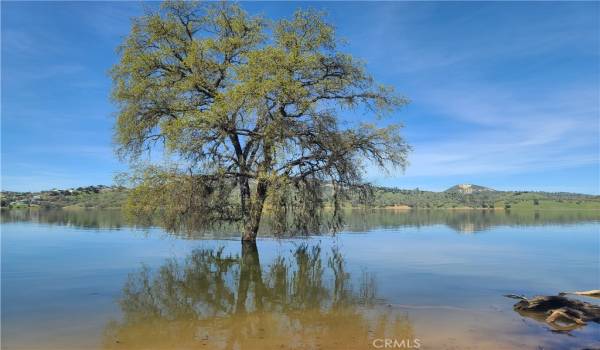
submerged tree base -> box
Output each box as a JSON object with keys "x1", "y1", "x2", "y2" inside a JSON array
[{"x1": 506, "y1": 293, "x2": 600, "y2": 332}]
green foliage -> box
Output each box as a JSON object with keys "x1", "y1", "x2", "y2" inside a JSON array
[
  {"x1": 121, "y1": 165, "x2": 241, "y2": 231},
  {"x1": 112, "y1": 1, "x2": 409, "y2": 239}
]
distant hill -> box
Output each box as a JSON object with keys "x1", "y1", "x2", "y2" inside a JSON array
[
  {"x1": 2, "y1": 184, "x2": 599, "y2": 210},
  {"x1": 445, "y1": 184, "x2": 495, "y2": 194},
  {"x1": 366, "y1": 184, "x2": 600, "y2": 210},
  {"x1": 1, "y1": 185, "x2": 127, "y2": 209}
]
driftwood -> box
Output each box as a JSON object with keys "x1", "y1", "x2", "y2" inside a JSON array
[
  {"x1": 505, "y1": 293, "x2": 600, "y2": 332},
  {"x1": 559, "y1": 289, "x2": 600, "y2": 299}
]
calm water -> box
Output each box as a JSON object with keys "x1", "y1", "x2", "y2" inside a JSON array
[{"x1": 1, "y1": 209, "x2": 599, "y2": 350}]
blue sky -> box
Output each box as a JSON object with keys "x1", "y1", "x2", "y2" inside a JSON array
[{"x1": 2, "y1": 1, "x2": 599, "y2": 194}]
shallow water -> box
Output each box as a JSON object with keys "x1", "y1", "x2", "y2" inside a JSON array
[{"x1": 1, "y1": 209, "x2": 599, "y2": 349}]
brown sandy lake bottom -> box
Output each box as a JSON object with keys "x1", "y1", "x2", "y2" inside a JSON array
[{"x1": 1, "y1": 209, "x2": 599, "y2": 349}]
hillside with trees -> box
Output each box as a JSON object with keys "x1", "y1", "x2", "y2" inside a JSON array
[
  {"x1": 2, "y1": 184, "x2": 598, "y2": 211},
  {"x1": 364, "y1": 184, "x2": 600, "y2": 210},
  {"x1": 1, "y1": 186, "x2": 127, "y2": 210}
]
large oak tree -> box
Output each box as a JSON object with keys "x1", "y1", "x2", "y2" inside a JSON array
[{"x1": 112, "y1": 1, "x2": 410, "y2": 241}]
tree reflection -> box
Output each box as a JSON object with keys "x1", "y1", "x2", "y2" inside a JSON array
[{"x1": 104, "y1": 242, "x2": 413, "y2": 349}]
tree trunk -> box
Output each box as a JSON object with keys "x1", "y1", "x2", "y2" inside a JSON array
[
  {"x1": 235, "y1": 240, "x2": 261, "y2": 313},
  {"x1": 241, "y1": 140, "x2": 272, "y2": 241},
  {"x1": 239, "y1": 177, "x2": 251, "y2": 219},
  {"x1": 242, "y1": 179, "x2": 268, "y2": 241}
]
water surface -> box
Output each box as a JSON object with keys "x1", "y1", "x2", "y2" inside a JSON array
[{"x1": 2, "y1": 209, "x2": 599, "y2": 349}]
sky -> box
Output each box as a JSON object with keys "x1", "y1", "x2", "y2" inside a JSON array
[{"x1": 2, "y1": 1, "x2": 599, "y2": 194}]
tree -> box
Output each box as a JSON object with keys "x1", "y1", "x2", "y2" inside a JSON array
[{"x1": 112, "y1": 1, "x2": 410, "y2": 241}]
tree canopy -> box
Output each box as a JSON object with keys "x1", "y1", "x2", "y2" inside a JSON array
[{"x1": 112, "y1": 0, "x2": 410, "y2": 240}]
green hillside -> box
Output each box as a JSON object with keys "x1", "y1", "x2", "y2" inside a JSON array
[
  {"x1": 1, "y1": 186, "x2": 128, "y2": 209},
  {"x1": 2, "y1": 183, "x2": 599, "y2": 210},
  {"x1": 364, "y1": 184, "x2": 600, "y2": 210}
]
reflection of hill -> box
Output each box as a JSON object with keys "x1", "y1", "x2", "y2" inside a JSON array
[
  {"x1": 2, "y1": 208, "x2": 599, "y2": 235},
  {"x1": 342, "y1": 209, "x2": 600, "y2": 234},
  {"x1": 1, "y1": 208, "x2": 126, "y2": 230},
  {"x1": 103, "y1": 243, "x2": 413, "y2": 350}
]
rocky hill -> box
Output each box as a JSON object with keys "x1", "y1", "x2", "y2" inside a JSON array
[{"x1": 445, "y1": 184, "x2": 495, "y2": 194}]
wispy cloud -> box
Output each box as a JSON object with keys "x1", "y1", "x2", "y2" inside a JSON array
[
  {"x1": 17, "y1": 145, "x2": 115, "y2": 160},
  {"x1": 403, "y1": 80, "x2": 599, "y2": 175},
  {"x1": 2, "y1": 28, "x2": 65, "y2": 56},
  {"x1": 3, "y1": 63, "x2": 86, "y2": 83},
  {"x1": 360, "y1": 2, "x2": 598, "y2": 75},
  {"x1": 349, "y1": 2, "x2": 599, "y2": 183}
]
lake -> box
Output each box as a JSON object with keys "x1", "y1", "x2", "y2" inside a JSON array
[{"x1": 1, "y1": 209, "x2": 599, "y2": 349}]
